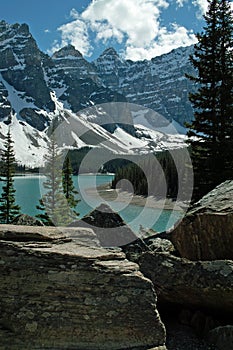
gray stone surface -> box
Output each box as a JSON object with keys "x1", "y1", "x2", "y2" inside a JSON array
[
  {"x1": 137, "y1": 251, "x2": 233, "y2": 315},
  {"x1": 171, "y1": 180, "x2": 233, "y2": 260},
  {"x1": 0, "y1": 225, "x2": 166, "y2": 350}
]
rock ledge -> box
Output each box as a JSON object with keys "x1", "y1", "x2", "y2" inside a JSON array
[{"x1": 0, "y1": 225, "x2": 166, "y2": 350}]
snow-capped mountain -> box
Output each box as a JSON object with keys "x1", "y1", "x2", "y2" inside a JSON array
[
  {"x1": 0, "y1": 20, "x2": 194, "y2": 167},
  {"x1": 94, "y1": 46, "x2": 195, "y2": 126}
]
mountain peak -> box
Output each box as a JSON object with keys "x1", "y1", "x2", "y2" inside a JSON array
[
  {"x1": 0, "y1": 21, "x2": 30, "y2": 35},
  {"x1": 0, "y1": 20, "x2": 7, "y2": 27},
  {"x1": 100, "y1": 47, "x2": 119, "y2": 58},
  {"x1": 52, "y1": 44, "x2": 83, "y2": 59}
]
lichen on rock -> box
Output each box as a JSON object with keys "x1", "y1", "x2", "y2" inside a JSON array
[{"x1": 0, "y1": 224, "x2": 166, "y2": 350}]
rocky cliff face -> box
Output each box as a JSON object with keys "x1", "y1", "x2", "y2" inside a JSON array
[
  {"x1": 0, "y1": 21, "x2": 53, "y2": 115},
  {"x1": 0, "y1": 20, "x2": 194, "y2": 166},
  {"x1": 94, "y1": 45, "x2": 196, "y2": 125},
  {"x1": 51, "y1": 44, "x2": 99, "y2": 83},
  {"x1": 48, "y1": 44, "x2": 127, "y2": 114},
  {"x1": 0, "y1": 225, "x2": 166, "y2": 350},
  {"x1": 0, "y1": 21, "x2": 126, "y2": 126}
]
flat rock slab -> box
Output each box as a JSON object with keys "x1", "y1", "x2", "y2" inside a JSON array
[
  {"x1": 0, "y1": 225, "x2": 165, "y2": 350},
  {"x1": 0, "y1": 224, "x2": 100, "y2": 247}
]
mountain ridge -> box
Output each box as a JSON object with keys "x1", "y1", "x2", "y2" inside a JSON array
[{"x1": 0, "y1": 20, "x2": 193, "y2": 167}]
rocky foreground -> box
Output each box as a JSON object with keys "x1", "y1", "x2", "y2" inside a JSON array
[
  {"x1": 124, "y1": 181, "x2": 233, "y2": 350},
  {"x1": 0, "y1": 181, "x2": 233, "y2": 349},
  {"x1": 0, "y1": 225, "x2": 166, "y2": 350}
]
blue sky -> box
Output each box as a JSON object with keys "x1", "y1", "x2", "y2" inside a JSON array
[{"x1": 1, "y1": 0, "x2": 214, "y2": 61}]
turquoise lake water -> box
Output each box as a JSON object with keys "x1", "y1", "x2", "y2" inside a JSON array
[{"x1": 0, "y1": 174, "x2": 182, "y2": 233}]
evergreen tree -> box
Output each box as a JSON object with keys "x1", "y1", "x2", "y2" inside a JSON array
[
  {"x1": 111, "y1": 151, "x2": 180, "y2": 199},
  {"x1": 36, "y1": 135, "x2": 73, "y2": 226},
  {"x1": 62, "y1": 156, "x2": 80, "y2": 217},
  {"x1": 186, "y1": 0, "x2": 233, "y2": 200},
  {"x1": 0, "y1": 128, "x2": 21, "y2": 223}
]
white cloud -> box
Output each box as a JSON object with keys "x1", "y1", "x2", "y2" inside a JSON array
[
  {"x1": 125, "y1": 24, "x2": 197, "y2": 60},
  {"x1": 49, "y1": 0, "x2": 200, "y2": 60},
  {"x1": 176, "y1": 0, "x2": 188, "y2": 7},
  {"x1": 49, "y1": 9, "x2": 93, "y2": 56},
  {"x1": 192, "y1": 0, "x2": 208, "y2": 18},
  {"x1": 193, "y1": 0, "x2": 233, "y2": 21},
  {"x1": 81, "y1": 0, "x2": 197, "y2": 60},
  {"x1": 82, "y1": 0, "x2": 169, "y2": 48}
]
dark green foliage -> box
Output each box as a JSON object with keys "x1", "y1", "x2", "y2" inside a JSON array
[
  {"x1": 36, "y1": 136, "x2": 74, "y2": 226},
  {"x1": 186, "y1": 0, "x2": 233, "y2": 201},
  {"x1": 112, "y1": 162, "x2": 148, "y2": 196},
  {"x1": 62, "y1": 149, "x2": 135, "y2": 175},
  {"x1": 62, "y1": 156, "x2": 80, "y2": 217},
  {"x1": 11, "y1": 164, "x2": 40, "y2": 173},
  {"x1": 102, "y1": 158, "x2": 133, "y2": 174},
  {"x1": 0, "y1": 129, "x2": 21, "y2": 223},
  {"x1": 66, "y1": 148, "x2": 93, "y2": 174},
  {"x1": 112, "y1": 151, "x2": 182, "y2": 199}
]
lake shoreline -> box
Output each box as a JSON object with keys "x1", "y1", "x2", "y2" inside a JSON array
[
  {"x1": 85, "y1": 183, "x2": 186, "y2": 211},
  {"x1": 1, "y1": 174, "x2": 184, "y2": 232}
]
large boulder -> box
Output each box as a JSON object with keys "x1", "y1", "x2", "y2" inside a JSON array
[
  {"x1": 12, "y1": 214, "x2": 44, "y2": 226},
  {"x1": 123, "y1": 234, "x2": 233, "y2": 316},
  {"x1": 171, "y1": 180, "x2": 233, "y2": 260},
  {"x1": 0, "y1": 225, "x2": 166, "y2": 350},
  {"x1": 69, "y1": 203, "x2": 137, "y2": 247},
  {"x1": 122, "y1": 181, "x2": 233, "y2": 341},
  {"x1": 137, "y1": 250, "x2": 233, "y2": 315}
]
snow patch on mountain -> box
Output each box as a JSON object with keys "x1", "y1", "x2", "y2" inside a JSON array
[
  {"x1": 0, "y1": 21, "x2": 194, "y2": 168},
  {"x1": 0, "y1": 73, "x2": 37, "y2": 115},
  {"x1": 135, "y1": 124, "x2": 187, "y2": 152},
  {"x1": 0, "y1": 114, "x2": 49, "y2": 167},
  {"x1": 112, "y1": 127, "x2": 148, "y2": 150}
]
